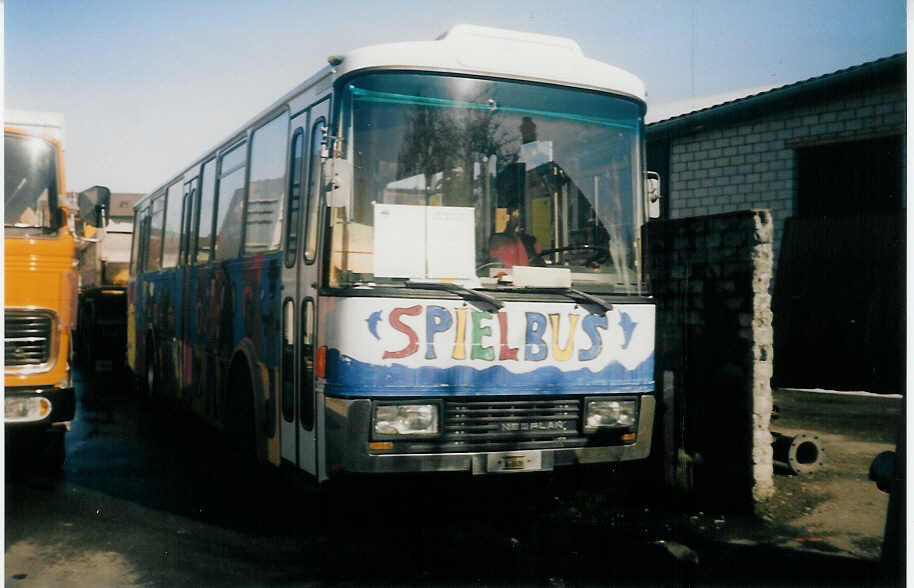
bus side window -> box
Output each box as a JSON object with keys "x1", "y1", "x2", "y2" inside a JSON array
[
  {"x1": 130, "y1": 208, "x2": 141, "y2": 274},
  {"x1": 281, "y1": 298, "x2": 295, "y2": 423},
  {"x1": 196, "y1": 159, "x2": 216, "y2": 264},
  {"x1": 162, "y1": 179, "x2": 184, "y2": 268},
  {"x1": 213, "y1": 142, "x2": 247, "y2": 261},
  {"x1": 134, "y1": 206, "x2": 150, "y2": 274},
  {"x1": 245, "y1": 111, "x2": 289, "y2": 255},
  {"x1": 303, "y1": 118, "x2": 325, "y2": 264},
  {"x1": 285, "y1": 128, "x2": 305, "y2": 267},
  {"x1": 300, "y1": 298, "x2": 314, "y2": 430},
  {"x1": 146, "y1": 194, "x2": 165, "y2": 272},
  {"x1": 180, "y1": 178, "x2": 198, "y2": 265}
]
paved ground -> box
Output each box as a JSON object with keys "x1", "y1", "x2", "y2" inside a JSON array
[
  {"x1": 4, "y1": 371, "x2": 904, "y2": 586},
  {"x1": 755, "y1": 389, "x2": 901, "y2": 560}
]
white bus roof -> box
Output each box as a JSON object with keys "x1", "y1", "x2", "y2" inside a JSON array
[
  {"x1": 4, "y1": 109, "x2": 65, "y2": 143},
  {"x1": 139, "y1": 26, "x2": 646, "y2": 206},
  {"x1": 334, "y1": 25, "x2": 646, "y2": 102}
]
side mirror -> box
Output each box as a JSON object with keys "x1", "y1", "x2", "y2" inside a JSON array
[
  {"x1": 78, "y1": 185, "x2": 112, "y2": 228},
  {"x1": 323, "y1": 157, "x2": 352, "y2": 213},
  {"x1": 645, "y1": 171, "x2": 661, "y2": 219}
]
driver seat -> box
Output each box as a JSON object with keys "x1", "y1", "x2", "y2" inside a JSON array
[{"x1": 489, "y1": 232, "x2": 541, "y2": 268}]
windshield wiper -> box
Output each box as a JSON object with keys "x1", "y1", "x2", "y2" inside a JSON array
[
  {"x1": 536, "y1": 287, "x2": 614, "y2": 314},
  {"x1": 405, "y1": 281, "x2": 504, "y2": 309}
]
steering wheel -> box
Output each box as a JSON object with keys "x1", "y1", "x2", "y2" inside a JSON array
[
  {"x1": 529, "y1": 245, "x2": 611, "y2": 266},
  {"x1": 475, "y1": 260, "x2": 505, "y2": 274}
]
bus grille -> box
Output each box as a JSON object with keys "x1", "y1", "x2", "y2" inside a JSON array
[
  {"x1": 5, "y1": 310, "x2": 54, "y2": 367},
  {"x1": 444, "y1": 397, "x2": 582, "y2": 445}
]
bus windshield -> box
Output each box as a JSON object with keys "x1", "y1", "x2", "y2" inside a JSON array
[
  {"x1": 4, "y1": 133, "x2": 58, "y2": 229},
  {"x1": 333, "y1": 72, "x2": 646, "y2": 294}
]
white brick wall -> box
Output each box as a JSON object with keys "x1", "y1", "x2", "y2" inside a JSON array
[{"x1": 665, "y1": 84, "x2": 905, "y2": 276}]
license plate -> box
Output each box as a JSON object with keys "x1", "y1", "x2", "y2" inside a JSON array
[{"x1": 486, "y1": 451, "x2": 543, "y2": 473}]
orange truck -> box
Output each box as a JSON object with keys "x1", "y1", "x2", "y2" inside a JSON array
[{"x1": 4, "y1": 111, "x2": 107, "y2": 467}]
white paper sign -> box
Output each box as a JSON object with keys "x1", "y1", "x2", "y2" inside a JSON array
[
  {"x1": 373, "y1": 203, "x2": 426, "y2": 278},
  {"x1": 426, "y1": 206, "x2": 475, "y2": 279}
]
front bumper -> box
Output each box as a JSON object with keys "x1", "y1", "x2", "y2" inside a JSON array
[
  {"x1": 4, "y1": 386, "x2": 76, "y2": 429},
  {"x1": 325, "y1": 394, "x2": 654, "y2": 476}
]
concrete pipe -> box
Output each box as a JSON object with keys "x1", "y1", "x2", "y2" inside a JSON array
[{"x1": 772, "y1": 432, "x2": 826, "y2": 474}]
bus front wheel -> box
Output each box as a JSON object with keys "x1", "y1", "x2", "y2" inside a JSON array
[{"x1": 227, "y1": 360, "x2": 256, "y2": 459}]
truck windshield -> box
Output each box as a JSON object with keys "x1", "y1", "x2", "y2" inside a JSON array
[
  {"x1": 4, "y1": 133, "x2": 59, "y2": 229},
  {"x1": 331, "y1": 72, "x2": 647, "y2": 294}
]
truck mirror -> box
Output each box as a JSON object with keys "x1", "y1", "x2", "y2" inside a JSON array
[
  {"x1": 78, "y1": 185, "x2": 112, "y2": 228},
  {"x1": 645, "y1": 171, "x2": 661, "y2": 219}
]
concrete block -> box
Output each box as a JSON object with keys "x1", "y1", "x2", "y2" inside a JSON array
[
  {"x1": 755, "y1": 327, "x2": 773, "y2": 346},
  {"x1": 752, "y1": 344, "x2": 772, "y2": 362}
]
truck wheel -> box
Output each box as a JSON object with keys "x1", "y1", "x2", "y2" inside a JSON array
[
  {"x1": 9, "y1": 430, "x2": 66, "y2": 475},
  {"x1": 41, "y1": 430, "x2": 67, "y2": 472}
]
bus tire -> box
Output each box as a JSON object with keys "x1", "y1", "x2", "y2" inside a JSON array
[{"x1": 228, "y1": 359, "x2": 256, "y2": 459}]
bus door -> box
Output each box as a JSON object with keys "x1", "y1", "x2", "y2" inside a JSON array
[{"x1": 280, "y1": 99, "x2": 328, "y2": 475}]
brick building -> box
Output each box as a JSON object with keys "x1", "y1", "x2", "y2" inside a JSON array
[
  {"x1": 646, "y1": 52, "x2": 904, "y2": 268},
  {"x1": 646, "y1": 53, "x2": 906, "y2": 392}
]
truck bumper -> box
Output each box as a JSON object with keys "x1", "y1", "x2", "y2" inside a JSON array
[{"x1": 4, "y1": 386, "x2": 76, "y2": 430}]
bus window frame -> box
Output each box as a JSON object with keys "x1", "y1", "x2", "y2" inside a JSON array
[
  {"x1": 162, "y1": 179, "x2": 185, "y2": 269},
  {"x1": 129, "y1": 208, "x2": 141, "y2": 275},
  {"x1": 145, "y1": 192, "x2": 167, "y2": 272},
  {"x1": 284, "y1": 126, "x2": 306, "y2": 268},
  {"x1": 281, "y1": 296, "x2": 296, "y2": 423},
  {"x1": 134, "y1": 205, "x2": 151, "y2": 274},
  {"x1": 195, "y1": 157, "x2": 217, "y2": 265},
  {"x1": 179, "y1": 176, "x2": 199, "y2": 266},
  {"x1": 212, "y1": 138, "x2": 248, "y2": 262},
  {"x1": 245, "y1": 109, "x2": 291, "y2": 256},
  {"x1": 300, "y1": 296, "x2": 315, "y2": 430},
  {"x1": 303, "y1": 116, "x2": 325, "y2": 265}
]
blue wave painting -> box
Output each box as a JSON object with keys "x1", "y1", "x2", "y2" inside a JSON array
[{"x1": 323, "y1": 348, "x2": 654, "y2": 397}]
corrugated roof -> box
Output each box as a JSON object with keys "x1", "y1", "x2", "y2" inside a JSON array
[
  {"x1": 647, "y1": 52, "x2": 905, "y2": 135},
  {"x1": 645, "y1": 85, "x2": 779, "y2": 124}
]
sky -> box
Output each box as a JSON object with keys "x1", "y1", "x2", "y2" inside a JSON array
[{"x1": 4, "y1": 0, "x2": 907, "y2": 194}]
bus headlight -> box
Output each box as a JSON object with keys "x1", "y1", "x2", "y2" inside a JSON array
[
  {"x1": 583, "y1": 398, "x2": 637, "y2": 433},
  {"x1": 5, "y1": 397, "x2": 52, "y2": 423},
  {"x1": 373, "y1": 402, "x2": 440, "y2": 438}
]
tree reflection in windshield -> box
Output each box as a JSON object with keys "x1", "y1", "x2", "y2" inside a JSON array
[
  {"x1": 339, "y1": 73, "x2": 645, "y2": 293},
  {"x1": 4, "y1": 133, "x2": 57, "y2": 228}
]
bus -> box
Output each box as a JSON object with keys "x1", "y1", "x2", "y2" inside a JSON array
[
  {"x1": 4, "y1": 112, "x2": 107, "y2": 466},
  {"x1": 129, "y1": 25, "x2": 658, "y2": 482}
]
